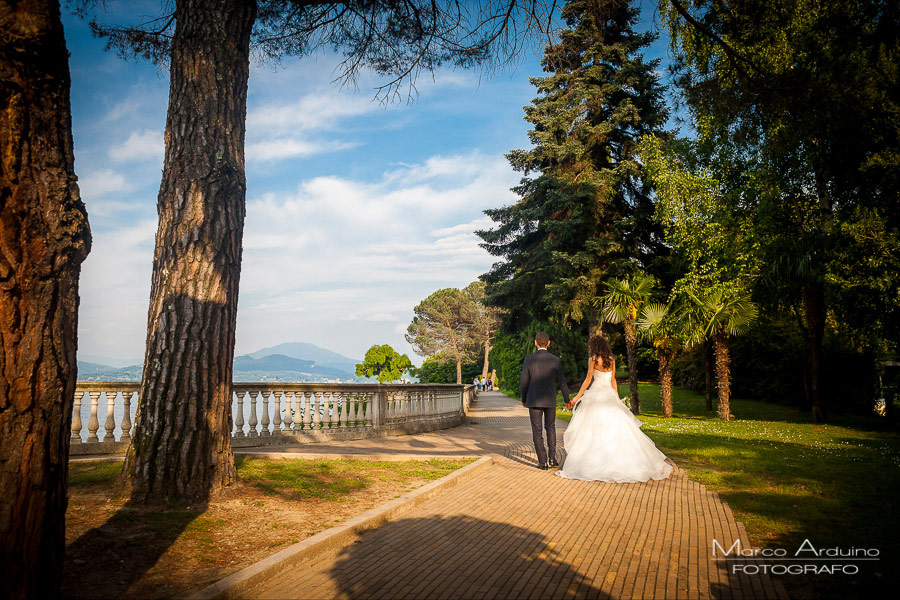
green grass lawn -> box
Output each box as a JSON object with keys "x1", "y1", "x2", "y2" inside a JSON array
[{"x1": 549, "y1": 383, "x2": 900, "y2": 599}]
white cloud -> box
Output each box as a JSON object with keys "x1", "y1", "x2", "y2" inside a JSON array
[
  {"x1": 79, "y1": 169, "x2": 128, "y2": 198},
  {"x1": 246, "y1": 138, "x2": 359, "y2": 163},
  {"x1": 109, "y1": 129, "x2": 164, "y2": 163},
  {"x1": 247, "y1": 92, "x2": 381, "y2": 133}
]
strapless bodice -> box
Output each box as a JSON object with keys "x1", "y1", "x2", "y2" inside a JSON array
[{"x1": 592, "y1": 369, "x2": 614, "y2": 387}]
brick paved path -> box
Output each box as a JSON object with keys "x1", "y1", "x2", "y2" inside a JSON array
[{"x1": 246, "y1": 392, "x2": 786, "y2": 599}]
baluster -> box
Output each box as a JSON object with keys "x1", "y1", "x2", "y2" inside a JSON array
[
  {"x1": 120, "y1": 391, "x2": 134, "y2": 442},
  {"x1": 104, "y1": 391, "x2": 117, "y2": 442},
  {"x1": 349, "y1": 394, "x2": 358, "y2": 429},
  {"x1": 71, "y1": 392, "x2": 83, "y2": 443},
  {"x1": 329, "y1": 392, "x2": 335, "y2": 428},
  {"x1": 283, "y1": 392, "x2": 294, "y2": 433},
  {"x1": 311, "y1": 391, "x2": 320, "y2": 429},
  {"x1": 260, "y1": 391, "x2": 271, "y2": 436},
  {"x1": 335, "y1": 392, "x2": 350, "y2": 429},
  {"x1": 248, "y1": 391, "x2": 259, "y2": 437},
  {"x1": 303, "y1": 393, "x2": 313, "y2": 430},
  {"x1": 331, "y1": 393, "x2": 340, "y2": 428},
  {"x1": 234, "y1": 391, "x2": 245, "y2": 437},
  {"x1": 323, "y1": 392, "x2": 333, "y2": 428},
  {"x1": 86, "y1": 391, "x2": 101, "y2": 442},
  {"x1": 297, "y1": 392, "x2": 305, "y2": 431},
  {"x1": 272, "y1": 391, "x2": 282, "y2": 435},
  {"x1": 364, "y1": 393, "x2": 373, "y2": 427}
]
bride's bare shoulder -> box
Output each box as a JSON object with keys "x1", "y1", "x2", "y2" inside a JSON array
[{"x1": 591, "y1": 356, "x2": 614, "y2": 373}]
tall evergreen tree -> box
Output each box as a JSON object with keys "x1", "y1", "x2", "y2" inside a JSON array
[{"x1": 478, "y1": 0, "x2": 668, "y2": 335}]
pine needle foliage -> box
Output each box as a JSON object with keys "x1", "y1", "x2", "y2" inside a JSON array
[{"x1": 478, "y1": 0, "x2": 669, "y2": 333}]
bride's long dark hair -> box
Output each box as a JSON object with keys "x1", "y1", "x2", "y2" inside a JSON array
[{"x1": 588, "y1": 334, "x2": 614, "y2": 370}]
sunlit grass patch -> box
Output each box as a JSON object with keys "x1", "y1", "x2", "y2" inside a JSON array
[
  {"x1": 235, "y1": 457, "x2": 473, "y2": 502},
  {"x1": 68, "y1": 460, "x2": 122, "y2": 488}
]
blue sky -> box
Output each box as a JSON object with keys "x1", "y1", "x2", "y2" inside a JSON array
[{"x1": 67, "y1": 1, "x2": 673, "y2": 366}]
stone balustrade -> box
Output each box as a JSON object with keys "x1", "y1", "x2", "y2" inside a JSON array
[{"x1": 70, "y1": 382, "x2": 477, "y2": 456}]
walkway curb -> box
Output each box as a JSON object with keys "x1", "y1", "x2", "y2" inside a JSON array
[
  {"x1": 234, "y1": 452, "x2": 483, "y2": 462},
  {"x1": 186, "y1": 455, "x2": 494, "y2": 600}
]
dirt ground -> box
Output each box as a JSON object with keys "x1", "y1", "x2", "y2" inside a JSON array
[{"x1": 62, "y1": 457, "x2": 470, "y2": 599}]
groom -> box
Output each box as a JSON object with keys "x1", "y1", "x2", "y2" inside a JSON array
[{"x1": 520, "y1": 332, "x2": 570, "y2": 469}]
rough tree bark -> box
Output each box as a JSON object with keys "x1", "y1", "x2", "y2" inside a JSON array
[
  {"x1": 0, "y1": 1, "x2": 91, "y2": 597},
  {"x1": 624, "y1": 319, "x2": 640, "y2": 414},
  {"x1": 658, "y1": 348, "x2": 673, "y2": 418},
  {"x1": 705, "y1": 339, "x2": 715, "y2": 411},
  {"x1": 713, "y1": 332, "x2": 732, "y2": 421},
  {"x1": 123, "y1": 0, "x2": 256, "y2": 504}
]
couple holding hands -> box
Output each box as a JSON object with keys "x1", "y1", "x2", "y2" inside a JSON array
[{"x1": 519, "y1": 332, "x2": 673, "y2": 483}]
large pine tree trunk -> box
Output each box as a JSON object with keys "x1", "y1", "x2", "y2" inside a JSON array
[
  {"x1": 0, "y1": 1, "x2": 91, "y2": 596},
  {"x1": 124, "y1": 0, "x2": 256, "y2": 504},
  {"x1": 714, "y1": 332, "x2": 732, "y2": 421},
  {"x1": 803, "y1": 281, "x2": 828, "y2": 423},
  {"x1": 624, "y1": 320, "x2": 640, "y2": 414},
  {"x1": 658, "y1": 348, "x2": 673, "y2": 418}
]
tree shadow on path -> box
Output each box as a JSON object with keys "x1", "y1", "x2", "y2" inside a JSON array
[{"x1": 329, "y1": 515, "x2": 609, "y2": 599}]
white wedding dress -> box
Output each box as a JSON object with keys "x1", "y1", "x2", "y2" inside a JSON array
[{"x1": 557, "y1": 369, "x2": 673, "y2": 483}]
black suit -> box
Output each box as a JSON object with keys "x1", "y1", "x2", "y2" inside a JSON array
[{"x1": 520, "y1": 348, "x2": 570, "y2": 466}]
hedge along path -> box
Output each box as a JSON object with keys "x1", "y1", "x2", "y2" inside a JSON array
[{"x1": 242, "y1": 391, "x2": 787, "y2": 599}]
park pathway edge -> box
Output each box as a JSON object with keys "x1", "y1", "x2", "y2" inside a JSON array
[{"x1": 186, "y1": 456, "x2": 493, "y2": 600}]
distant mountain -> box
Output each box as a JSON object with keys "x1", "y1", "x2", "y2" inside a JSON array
[
  {"x1": 77, "y1": 361, "x2": 115, "y2": 376},
  {"x1": 77, "y1": 361, "x2": 142, "y2": 382},
  {"x1": 233, "y1": 354, "x2": 352, "y2": 379},
  {"x1": 78, "y1": 353, "x2": 144, "y2": 368},
  {"x1": 75, "y1": 342, "x2": 364, "y2": 383},
  {"x1": 246, "y1": 342, "x2": 359, "y2": 373}
]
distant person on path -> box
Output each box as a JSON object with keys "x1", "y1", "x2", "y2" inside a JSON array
[
  {"x1": 474, "y1": 376, "x2": 481, "y2": 391},
  {"x1": 520, "y1": 332, "x2": 570, "y2": 469},
  {"x1": 556, "y1": 334, "x2": 672, "y2": 482},
  {"x1": 480, "y1": 375, "x2": 487, "y2": 391}
]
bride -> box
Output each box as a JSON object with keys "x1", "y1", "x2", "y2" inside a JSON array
[{"x1": 556, "y1": 335, "x2": 673, "y2": 483}]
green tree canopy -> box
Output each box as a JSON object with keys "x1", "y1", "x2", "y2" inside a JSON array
[
  {"x1": 478, "y1": 0, "x2": 669, "y2": 334},
  {"x1": 355, "y1": 344, "x2": 413, "y2": 383},
  {"x1": 406, "y1": 288, "x2": 476, "y2": 384}
]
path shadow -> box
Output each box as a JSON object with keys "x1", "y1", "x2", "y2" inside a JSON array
[
  {"x1": 62, "y1": 501, "x2": 206, "y2": 599},
  {"x1": 62, "y1": 462, "x2": 213, "y2": 600},
  {"x1": 329, "y1": 515, "x2": 609, "y2": 599}
]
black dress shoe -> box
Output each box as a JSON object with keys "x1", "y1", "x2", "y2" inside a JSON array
[
  {"x1": 548, "y1": 458, "x2": 559, "y2": 468},
  {"x1": 537, "y1": 463, "x2": 549, "y2": 470}
]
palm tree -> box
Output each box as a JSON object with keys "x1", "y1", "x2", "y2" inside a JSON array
[
  {"x1": 597, "y1": 273, "x2": 657, "y2": 414},
  {"x1": 637, "y1": 302, "x2": 681, "y2": 418},
  {"x1": 686, "y1": 288, "x2": 758, "y2": 421},
  {"x1": 677, "y1": 307, "x2": 717, "y2": 412}
]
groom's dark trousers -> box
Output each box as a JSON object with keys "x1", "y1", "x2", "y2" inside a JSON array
[{"x1": 520, "y1": 348, "x2": 571, "y2": 466}]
